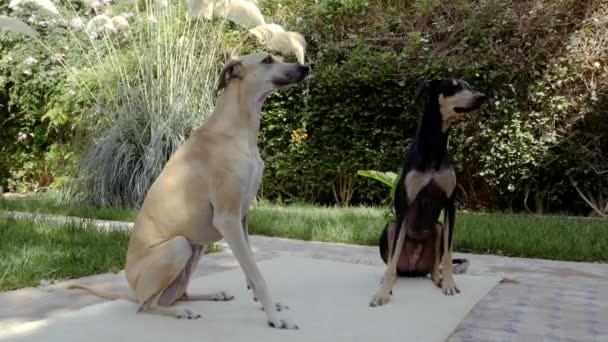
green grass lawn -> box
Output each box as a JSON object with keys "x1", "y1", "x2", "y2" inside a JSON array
[
  {"x1": 0, "y1": 214, "x2": 130, "y2": 291},
  {"x1": 249, "y1": 204, "x2": 608, "y2": 262},
  {"x1": 2, "y1": 192, "x2": 607, "y2": 263},
  {"x1": 0, "y1": 192, "x2": 135, "y2": 222},
  {"x1": 0, "y1": 213, "x2": 221, "y2": 291}
]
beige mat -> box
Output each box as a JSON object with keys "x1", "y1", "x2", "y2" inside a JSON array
[{"x1": 1, "y1": 256, "x2": 500, "y2": 342}]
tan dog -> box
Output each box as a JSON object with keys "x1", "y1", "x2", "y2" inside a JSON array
[{"x1": 69, "y1": 53, "x2": 309, "y2": 329}]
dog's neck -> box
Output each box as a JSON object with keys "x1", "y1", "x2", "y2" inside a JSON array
[
  {"x1": 414, "y1": 101, "x2": 450, "y2": 168},
  {"x1": 204, "y1": 81, "x2": 265, "y2": 150}
]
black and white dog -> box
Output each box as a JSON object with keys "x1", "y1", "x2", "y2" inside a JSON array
[{"x1": 370, "y1": 78, "x2": 488, "y2": 307}]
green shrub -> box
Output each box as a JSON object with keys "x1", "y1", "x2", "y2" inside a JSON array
[
  {"x1": 0, "y1": 1, "x2": 93, "y2": 192},
  {"x1": 258, "y1": 0, "x2": 607, "y2": 214}
]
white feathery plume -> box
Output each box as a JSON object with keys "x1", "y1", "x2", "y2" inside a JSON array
[
  {"x1": 269, "y1": 31, "x2": 306, "y2": 64},
  {"x1": 213, "y1": 0, "x2": 264, "y2": 27},
  {"x1": 111, "y1": 15, "x2": 129, "y2": 32},
  {"x1": 248, "y1": 23, "x2": 284, "y2": 43},
  {"x1": 86, "y1": 14, "x2": 116, "y2": 38},
  {"x1": 186, "y1": 0, "x2": 213, "y2": 20},
  {"x1": 9, "y1": 0, "x2": 59, "y2": 14}
]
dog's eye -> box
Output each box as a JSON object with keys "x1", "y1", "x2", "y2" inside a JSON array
[{"x1": 261, "y1": 56, "x2": 274, "y2": 64}]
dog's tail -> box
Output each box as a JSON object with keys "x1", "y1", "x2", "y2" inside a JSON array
[
  {"x1": 67, "y1": 284, "x2": 135, "y2": 301},
  {"x1": 452, "y1": 258, "x2": 470, "y2": 274}
]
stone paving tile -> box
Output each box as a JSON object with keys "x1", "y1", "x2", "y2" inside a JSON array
[{"x1": 0, "y1": 215, "x2": 607, "y2": 342}]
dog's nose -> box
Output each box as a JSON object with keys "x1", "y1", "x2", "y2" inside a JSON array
[
  {"x1": 476, "y1": 93, "x2": 489, "y2": 103},
  {"x1": 299, "y1": 65, "x2": 310, "y2": 76}
]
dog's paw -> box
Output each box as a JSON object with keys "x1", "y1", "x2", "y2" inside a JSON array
[
  {"x1": 431, "y1": 271, "x2": 442, "y2": 288},
  {"x1": 441, "y1": 276, "x2": 460, "y2": 296},
  {"x1": 369, "y1": 291, "x2": 391, "y2": 307},
  {"x1": 261, "y1": 302, "x2": 290, "y2": 312},
  {"x1": 212, "y1": 291, "x2": 235, "y2": 301},
  {"x1": 268, "y1": 319, "x2": 299, "y2": 330},
  {"x1": 275, "y1": 302, "x2": 290, "y2": 311},
  {"x1": 175, "y1": 308, "x2": 202, "y2": 320}
]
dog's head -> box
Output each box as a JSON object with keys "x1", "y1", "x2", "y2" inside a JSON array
[
  {"x1": 418, "y1": 77, "x2": 489, "y2": 129},
  {"x1": 218, "y1": 52, "x2": 310, "y2": 101}
]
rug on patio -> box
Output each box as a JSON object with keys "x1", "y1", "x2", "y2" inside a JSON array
[{"x1": 1, "y1": 256, "x2": 500, "y2": 342}]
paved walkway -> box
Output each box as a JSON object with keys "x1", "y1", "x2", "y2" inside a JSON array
[{"x1": 1, "y1": 212, "x2": 607, "y2": 341}]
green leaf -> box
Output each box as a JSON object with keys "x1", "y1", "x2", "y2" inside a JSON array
[{"x1": 356, "y1": 170, "x2": 398, "y2": 188}]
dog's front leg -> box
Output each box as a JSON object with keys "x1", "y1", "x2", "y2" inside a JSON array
[
  {"x1": 241, "y1": 216, "x2": 288, "y2": 311},
  {"x1": 431, "y1": 223, "x2": 443, "y2": 287},
  {"x1": 370, "y1": 219, "x2": 407, "y2": 307},
  {"x1": 441, "y1": 196, "x2": 460, "y2": 295},
  {"x1": 242, "y1": 216, "x2": 255, "y2": 292},
  {"x1": 213, "y1": 214, "x2": 297, "y2": 329}
]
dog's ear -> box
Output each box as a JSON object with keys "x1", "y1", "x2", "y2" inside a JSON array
[
  {"x1": 218, "y1": 59, "x2": 244, "y2": 90},
  {"x1": 416, "y1": 76, "x2": 435, "y2": 98}
]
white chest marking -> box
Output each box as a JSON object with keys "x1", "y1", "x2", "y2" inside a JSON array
[{"x1": 405, "y1": 168, "x2": 456, "y2": 203}]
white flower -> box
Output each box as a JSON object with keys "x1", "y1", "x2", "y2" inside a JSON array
[
  {"x1": 23, "y1": 69, "x2": 32, "y2": 75},
  {"x1": 51, "y1": 53, "x2": 65, "y2": 62},
  {"x1": 37, "y1": 20, "x2": 48, "y2": 27},
  {"x1": 591, "y1": 90, "x2": 598, "y2": 102},
  {"x1": 69, "y1": 17, "x2": 84, "y2": 29},
  {"x1": 296, "y1": 16, "x2": 303, "y2": 24},
  {"x1": 18, "y1": 132, "x2": 28, "y2": 142},
  {"x1": 90, "y1": 0, "x2": 100, "y2": 10},
  {"x1": 27, "y1": 14, "x2": 36, "y2": 23},
  {"x1": 68, "y1": 89, "x2": 77, "y2": 96},
  {"x1": 121, "y1": 12, "x2": 134, "y2": 19},
  {"x1": 148, "y1": 15, "x2": 157, "y2": 24},
  {"x1": 23, "y1": 56, "x2": 38, "y2": 65}
]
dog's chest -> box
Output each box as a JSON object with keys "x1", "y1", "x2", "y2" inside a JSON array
[
  {"x1": 405, "y1": 167, "x2": 456, "y2": 203},
  {"x1": 241, "y1": 155, "x2": 264, "y2": 209}
]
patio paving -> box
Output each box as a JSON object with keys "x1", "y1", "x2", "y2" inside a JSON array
[{"x1": 1, "y1": 212, "x2": 607, "y2": 341}]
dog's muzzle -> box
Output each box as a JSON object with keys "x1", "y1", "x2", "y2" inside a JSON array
[
  {"x1": 454, "y1": 93, "x2": 488, "y2": 113},
  {"x1": 272, "y1": 65, "x2": 310, "y2": 87}
]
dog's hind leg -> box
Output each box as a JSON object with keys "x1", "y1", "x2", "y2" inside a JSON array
[
  {"x1": 213, "y1": 215, "x2": 298, "y2": 329},
  {"x1": 179, "y1": 292, "x2": 235, "y2": 302},
  {"x1": 128, "y1": 236, "x2": 203, "y2": 319},
  {"x1": 378, "y1": 221, "x2": 395, "y2": 266},
  {"x1": 440, "y1": 196, "x2": 460, "y2": 295},
  {"x1": 176, "y1": 244, "x2": 235, "y2": 303},
  {"x1": 370, "y1": 219, "x2": 408, "y2": 307}
]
